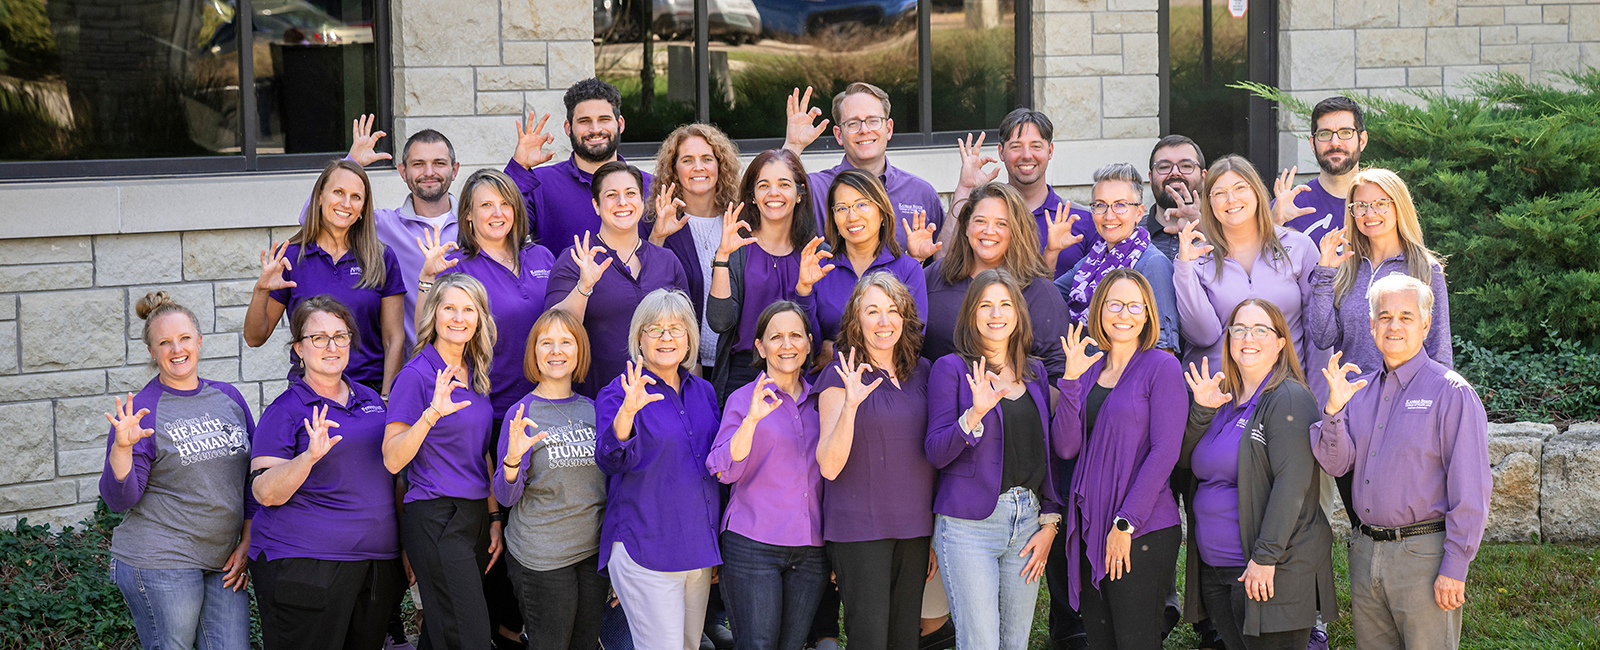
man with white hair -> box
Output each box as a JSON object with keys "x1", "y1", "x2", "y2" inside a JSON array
[{"x1": 1314, "y1": 274, "x2": 1490, "y2": 650}]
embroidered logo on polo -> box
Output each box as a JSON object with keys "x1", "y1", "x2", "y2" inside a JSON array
[
  {"x1": 532, "y1": 269, "x2": 551, "y2": 279},
  {"x1": 349, "y1": 266, "x2": 363, "y2": 277},
  {"x1": 360, "y1": 404, "x2": 385, "y2": 414},
  {"x1": 165, "y1": 414, "x2": 250, "y2": 466},
  {"x1": 896, "y1": 202, "x2": 925, "y2": 216},
  {"x1": 1404, "y1": 399, "x2": 1434, "y2": 411}
]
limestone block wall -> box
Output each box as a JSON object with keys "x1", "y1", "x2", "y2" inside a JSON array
[{"x1": 1035, "y1": 0, "x2": 1163, "y2": 142}]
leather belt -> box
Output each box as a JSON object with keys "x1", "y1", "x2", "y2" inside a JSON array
[{"x1": 1358, "y1": 519, "x2": 1446, "y2": 542}]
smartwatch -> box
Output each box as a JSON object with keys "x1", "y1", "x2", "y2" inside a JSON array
[{"x1": 1114, "y1": 517, "x2": 1134, "y2": 535}]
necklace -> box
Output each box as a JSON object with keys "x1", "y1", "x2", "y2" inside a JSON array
[
  {"x1": 532, "y1": 387, "x2": 575, "y2": 426},
  {"x1": 599, "y1": 234, "x2": 643, "y2": 276}
]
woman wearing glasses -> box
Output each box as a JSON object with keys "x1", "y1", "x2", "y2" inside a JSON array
[
  {"x1": 1056, "y1": 163, "x2": 1180, "y2": 354},
  {"x1": 807, "y1": 169, "x2": 930, "y2": 348}
]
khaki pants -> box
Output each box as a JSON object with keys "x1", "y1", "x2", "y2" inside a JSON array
[{"x1": 1348, "y1": 531, "x2": 1461, "y2": 650}]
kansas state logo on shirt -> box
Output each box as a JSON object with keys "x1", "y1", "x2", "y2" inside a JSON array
[
  {"x1": 349, "y1": 266, "x2": 363, "y2": 277},
  {"x1": 896, "y1": 202, "x2": 925, "y2": 216},
  {"x1": 532, "y1": 269, "x2": 551, "y2": 279},
  {"x1": 360, "y1": 404, "x2": 385, "y2": 414},
  {"x1": 1404, "y1": 399, "x2": 1434, "y2": 411}
]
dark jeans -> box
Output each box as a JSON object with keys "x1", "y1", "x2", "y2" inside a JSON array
[
  {"x1": 403, "y1": 497, "x2": 490, "y2": 650},
  {"x1": 1196, "y1": 563, "x2": 1312, "y2": 650},
  {"x1": 807, "y1": 582, "x2": 841, "y2": 641},
  {"x1": 487, "y1": 417, "x2": 525, "y2": 639},
  {"x1": 507, "y1": 553, "x2": 610, "y2": 650},
  {"x1": 827, "y1": 537, "x2": 930, "y2": 650},
  {"x1": 719, "y1": 350, "x2": 761, "y2": 407},
  {"x1": 1077, "y1": 525, "x2": 1181, "y2": 650},
  {"x1": 250, "y1": 556, "x2": 406, "y2": 650},
  {"x1": 719, "y1": 531, "x2": 830, "y2": 650},
  {"x1": 1046, "y1": 458, "x2": 1086, "y2": 647}
]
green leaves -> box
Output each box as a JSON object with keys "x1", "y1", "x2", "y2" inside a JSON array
[{"x1": 0, "y1": 505, "x2": 137, "y2": 650}]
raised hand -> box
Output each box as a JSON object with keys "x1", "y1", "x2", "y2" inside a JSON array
[
  {"x1": 256, "y1": 241, "x2": 297, "y2": 293},
  {"x1": 428, "y1": 366, "x2": 472, "y2": 420},
  {"x1": 714, "y1": 202, "x2": 756, "y2": 261},
  {"x1": 416, "y1": 224, "x2": 460, "y2": 283},
  {"x1": 1162, "y1": 184, "x2": 1201, "y2": 233},
  {"x1": 104, "y1": 394, "x2": 155, "y2": 450},
  {"x1": 795, "y1": 236, "x2": 835, "y2": 295},
  {"x1": 902, "y1": 211, "x2": 942, "y2": 261},
  {"x1": 785, "y1": 87, "x2": 829, "y2": 150},
  {"x1": 570, "y1": 232, "x2": 615, "y2": 294},
  {"x1": 1044, "y1": 205, "x2": 1084, "y2": 254},
  {"x1": 650, "y1": 182, "x2": 690, "y2": 244},
  {"x1": 1316, "y1": 226, "x2": 1354, "y2": 269},
  {"x1": 1321, "y1": 351, "x2": 1369, "y2": 416},
  {"x1": 301, "y1": 404, "x2": 343, "y2": 462},
  {"x1": 832, "y1": 349, "x2": 884, "y2": 408},
  {"x1": 503, "y1": 402, "x2": 547, "y2": 464},
  {"x1": 1185, "y1": 358, "x2": 1234, "y2": 409},
  {"x1": 1177, "y1": 219, "x2": 1213, "y2": 262},
  {"x1": 1271, "y1": 166, "x2": 1315, "y2": 225},
  {"x1": 348, "y1": 114, "x2": 391, "y2": 166},
  {"x1": 620, "y1": 360, "x2": 664, "y2": 416},
  {"x1": 512, "y1": 111, "x2": 556, "y2": 169},
  {"x1": 966, "y1": 357, "x2": 1006, "y2": 423},
  {"x1": 1060, "y1": 322, "x2": 1105, "y2": 381},
  {"x1": 745, "y1": 373, "x2": 784, "y2": 424},
  {"x1": 956, "y1": 132, "x2": 1000, "y2": 192}
]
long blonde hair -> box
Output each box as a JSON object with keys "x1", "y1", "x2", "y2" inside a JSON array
[
  {"x1": 649, "y1": 124, "x2": 742, "y2": 218},
  {"x1": 413, "y1": 274, "x2": 496, "y2": 395},
  {"x1": 1198, "y1": 155, "x2": 1290, "y2": 282},
  {"x1": 1332, "y1": 168, "x2": 1444, "y2": 305},
  {"x1": 294, "y1": 159, "x2": 388, "y2": 290}
]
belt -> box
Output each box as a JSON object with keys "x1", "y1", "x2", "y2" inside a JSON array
[{"x1": 1358, "y1": 519, "x2": 1445, "y2": 542}]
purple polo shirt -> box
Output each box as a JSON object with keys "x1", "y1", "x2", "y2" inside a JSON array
[
  {"x1": 547, "y1": 239, "x2": 690, "y2": 397},
  {"x1": 595, "y1": 369, "x2": 723, "y2": 573},
  {"x1": 924, "y1": 356, "x2": 1061, "y2": 520},
  {"x1": 734, "y1": 246, "x2": 803, "y2": 353},
  {"x1": 811, "y1": 356, "x2": 936, "y2": 543},
  {"x1": 1308, "y1": 257, "x2": 1453, "y2": 374},
  {"x1": 1036, "y1": 189, "x2": 1100, "y2": 279},
  {"x1": 268, "y1": 242, "x2": 406, "y2": 388},
  {"x1": 807, "y1": 156, "x2": 944, "y2": 250},
  {"x1": 504, "y1": 155, "x2": 652, "y2": 251},
  {"x1": 807, "y1": 247, "x2": 927, "y2": 340},
  {"x1": 1314, "y1": 353, "x2": 1491, "y2": 581},
  {"x1": 708, "y1": 378, "x2": 823, "y2": 547},
  {"x1": 387, "y1": 345, "x2": 495, "y2": 502},
  {"x1": 923, "y1": 269, "x2": 1070, "y2": 381},
  {"x1": 1052, "y1": 348, "x2": 1186, "y2": 609},
  {"x1": 1283, "y1": 177, "x2": 1345, "y2": 247},
  {"x1": 249, "y1": 376, "x2": 399, "y2": 561},
  {"x1": 1172, "y1": 227, "x2": 1318, "y2": 378},
  {"x1": 1191, "y1": 387, "x2": 1264, "y2": 568},
  {"x1": 442, "y1": 244, "x2": 556, "y2": 413}
]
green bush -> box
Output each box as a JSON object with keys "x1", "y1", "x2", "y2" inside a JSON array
[
  {"x1": 0, "y1": 505, "x2": 137, "y2": 650},
  {"x1": 1454, "y1": 332, "x2": 1600, "y2": 425}
]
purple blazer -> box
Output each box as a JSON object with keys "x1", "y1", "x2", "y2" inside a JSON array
[{"x1": 924, "y1": 355, "x2": 1063, "y2": 520}]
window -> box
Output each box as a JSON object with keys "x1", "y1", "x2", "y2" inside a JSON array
[
  {"x1": 597, "y1": 0, "x2": 1028, "y2": 154},
  {"x1": 0, "y1": 0, "x2": 391, "y2": 179}
]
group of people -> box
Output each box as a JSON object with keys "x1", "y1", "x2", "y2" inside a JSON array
[{"x1": 99, "y1": 78, "x2": 1490, "y2": 650}]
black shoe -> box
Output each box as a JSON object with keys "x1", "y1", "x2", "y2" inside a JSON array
[
  {"x1": 491, "y1": 632, "x2": 526, "y2": 650},
  {"x1": 1060, "y1": 636, "x2": 1090, "y2": 650},
  {"x1": 700, "y1": 633, "x2": 716, "y2": 650},
  {"x1": 705, "y1": 622, "x2": 734, "y2": 650},
  {"x1": 920, "y1": 620, "x2": 956, "y2": 650}
]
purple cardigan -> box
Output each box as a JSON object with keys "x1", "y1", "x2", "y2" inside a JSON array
[
  {"x1": 1052, "y1": 348, "x2": 1186, "y2": 609},
  {"x1": 925, "y1": 355, "x2": 1063, "y2": 520}
]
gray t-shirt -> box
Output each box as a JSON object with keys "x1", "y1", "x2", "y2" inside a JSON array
[
  {"x1": 105, "y1": 379, "x2": 253, "y2": 571},
  {"x1": 498, "y1": 393, "x2": 606, "y2": 571}
]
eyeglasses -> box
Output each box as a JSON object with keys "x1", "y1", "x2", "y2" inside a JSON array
[
  {"x1": 644, "y1": 325, "x2": 688, "y2": 340},
  {"x1": 1152, "y1": 160, "x2": 1200, "y2": 175},
  {"x1": 1104, "y1": 301, "x2": 1146, "y2": 315},
  {"x1": 1208, "y1": 185, "x2": 1254, "y2": 203},
  {"x1": 1089, "y1": 200, "x2": 1139, "y2": 216},
  {"x1": 1228, "y1": 325, "x2": 1278, "y2": 340},
  {"x1": 1313, "y1": 128, "x2": 1360, "y2": 142},
  {"x1": 1348, "y1": 199, "x2": 1394, "y2": 217},
  {"x1": 841, "y1": 116, "x2": 887, "y2": 134},
  {"x1": 300, "y1": 333, "x2": 353, "y2": 349},
  {"x1": 831, "y1": 200, "x2": 876, "y2": 217}
]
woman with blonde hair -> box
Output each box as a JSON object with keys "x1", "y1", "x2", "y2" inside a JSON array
[{"x1": 383, "y1": 273, "x2": 501, "y2": 650}]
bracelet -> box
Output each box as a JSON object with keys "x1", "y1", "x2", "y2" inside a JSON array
[
  {"x1": 489, "y1": 511, "x2": 507, "y2": 523},
  {"x1": 422, "y1": 406, "x2": 438, "y2": 426},
  {"x1": 711, "y1": 259, "x2": 730, "y2": 268},
  {"x1": 503, "y1": 458, "x2": 522, "y2": 469},
  {"x1": 578, "y1": 285, "x2": 594, "y2": 297},
  {"x1": 418, "y1": 280, "x2": 433, "y2": 293}
]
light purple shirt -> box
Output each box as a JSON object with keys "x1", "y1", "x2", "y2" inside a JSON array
[
  {"x1": 1308, "y1": 256, "x2": 1453, "y2": 374},
  {"x1": 442, "y1": 245, "x2": 556, "y2": 413},
  {"x1": 807, "y1": 156, "x2": 945, "y2": 250},
  {"x1": 1173, "y1": 227, "x2": 1318, "y2": 376},
  {"x1": 1313, "y1": 352, "x2": 1491, "y2": 581},
  {"x1": 504, "y1": 155, "x2": 652, "y2": 253},
  {"x1": 707, "y1": 377, "x2": 823, "y2": 547},
  {"x1": 1284, "y1": 177, "x2": 1345, "y2": 247}
]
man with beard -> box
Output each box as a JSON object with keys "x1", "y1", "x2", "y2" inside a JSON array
[
  {"x1": 1273, "y1": 96, "x2": 1369, "y2": 246},
  {"x1": 1139, "y1": 134, "x2": 1207, "y2": 262},
  {"x1": 950, "y1": 108, "x2": 1097, "y2": 277},
  {"x1": 782, "y1": 83, "x2": 945, "y2": 261},
  {"x1": 504, "y1": 78, "x2": 651, "y2": 251}
]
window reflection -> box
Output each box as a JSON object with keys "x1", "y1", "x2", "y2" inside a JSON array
[
  {"x1": 256, "y1": 0, "x2": 378, "y2": 154},
  {"x1": 929, "y1": 0, "x2": 1013, "y2": 132}
]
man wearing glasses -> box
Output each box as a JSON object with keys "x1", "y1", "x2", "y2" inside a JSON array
[
  {"x1": 1272, "y1": 96, "x2": 1369, "y2": 246},
  {"x1": 1140, "y1": 135, "x2": 1208, "y2": 262},
  {"x1": 784, "y1": 82, "x2": 946, "y2": 261}
]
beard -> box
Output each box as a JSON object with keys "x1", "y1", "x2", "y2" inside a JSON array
[
  {"x1": 408, "y1": 175, "x2": 451, "y2": 202},
  {"x1": 571, "y1": 130, "x2": 619, "y2": 164},
  {"x1": 1317, "y1": 146, "x2": 1358, "y2": 175},
  {"x1": 1153, "y1": 177, "x2": 1192, "y2": 210}
]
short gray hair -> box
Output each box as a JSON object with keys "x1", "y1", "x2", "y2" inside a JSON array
[
  {"x1": 1093, "y1": 163, "x2": 1144, "y2": 203},
  {"x1": 1367, "y1": 273, "x2": 1434, "y2": 319},
  {"x1": 627, "y1": 288, "x2": 700, "y2": 370}
]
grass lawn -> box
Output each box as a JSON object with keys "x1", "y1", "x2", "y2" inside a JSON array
[{"x1": 1025, "y1": 542, "x2": 1600, "y2": 650}]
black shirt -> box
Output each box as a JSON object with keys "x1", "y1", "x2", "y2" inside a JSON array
[
  {"x1": 1000, "y1": 390, "x2": 1047, "y2": 495},
  {"x1": 1084, "y1": 383, "x2": 1113, "y2": 443}
]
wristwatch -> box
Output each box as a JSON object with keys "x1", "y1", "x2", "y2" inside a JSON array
[{"x1": 1114, "y1": 517, "x2": 1134, "y2": 535}]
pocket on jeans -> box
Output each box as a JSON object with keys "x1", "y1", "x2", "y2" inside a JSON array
[{"x1": 1401, "y1": 534, "x2": 1444, "y2": 560}]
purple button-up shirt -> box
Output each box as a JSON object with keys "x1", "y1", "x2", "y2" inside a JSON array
[
  {"x1": 1052, "y1": 348, "x2": 1186, "y2": 609},
  {"x1": 268, "y1": 242, "x2": 406, "y2": 388},
  {"x1": 250, "y1": 376, "x2": 399, "y2": 561},
  {"x1": 1036, "y1": 189, "x2": 1099, "y2": 279},
  {"x1": 707, "y1": 377, "x2": 823, "y2": 547},
  {"x1": 1313, "y1": 353, "x2": 1490, "y2": 581},
  {"x1": 807, "y1": 247, "x2": 927, "y2": 340},
  {"x1": 924, "y1": 356, "x2": 1062, "y2": 520},
  {"x1": 812, "y1": 356, "x2": 936, "y2": 542},
  {"x1": 443, "y1": 245, "x2": 556, "y2": 413},
  {"x1": 1283, "y1": 178, "x2": 1346, "y2": 247},
  {"x1": 387, "y1": 345, "x2": 494, "y2": 502},
  {"x1": 546, "y1": 239, "x2": 689, "y2": 398},
  {"x1": 807, "y1": 156, "x2": 945, "y2": 250},
  {"x1": 1173, "y1": 227, "x2": 1318, "y2": 377},
  {"x1": 923, "y1": 269, "x2": 1070, "y2": 381},
  {"x1": 595, "y1": 369, "x2": 723, "y2": 573},
  {"x1": 1308, "y1": 257, "x2": 1453, "y2": 374},
  {"x1": 504, "y1": 155, "x2": 652, "y2": 252}
]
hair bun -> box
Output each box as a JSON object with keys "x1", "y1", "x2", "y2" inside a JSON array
[{"x1": 134, "y1": 291, "x2": 176, "y2": 320}]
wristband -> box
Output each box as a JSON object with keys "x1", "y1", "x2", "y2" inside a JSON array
[
  {"x1": 489, "y1": 511, "x2": 507, "y2": 523},
  {"x1": 712, "y1": 259, "x2": 730, "y2": 268},
  {"x1": 418, "y1": 280, "x2": 433, "y2": 292}
]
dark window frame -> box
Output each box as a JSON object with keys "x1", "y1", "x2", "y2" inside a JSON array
[{"x1": 0, "y1": 0, "x2": 394, "y2": 182}]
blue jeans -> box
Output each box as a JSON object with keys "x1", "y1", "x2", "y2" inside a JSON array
[
  {"x1": 935, "y1": 487, "x2": 1043, "y2": 650},
  {"x1": 718, "y1": 531, "x2": 830, "y2": 650},
  {"x1": 110, "y1": 557, "x2": 251, "y2": 650}
]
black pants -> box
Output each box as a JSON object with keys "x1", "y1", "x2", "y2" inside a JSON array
[
  {"x1": 486, "y1": 418, "x2": 525, "y2": 640},
  {"x1": 807, "y1": 581, "x2": 842, "y2": 641},
  {"x1": 718, "y1": 350, "x2": 761, "y2": 408},
  {"x1": 1077, "y1": 525, "x2": 1181, "y2": 650},
  {"x1": 250, "y1": 556, "x2": 406, "y2": 650},
  {"x1": 826, "y1": 537, "x2": 930, "y2": 650},
  {"x1": 1046, "y1": 458, "x2": 1086, "y2": 647},
  {"x1": 1336, "y1": 471, "x2": 1362, "y2": 529},
  {"x1": 1196, "y1": 563, "x2": 1312, "y2": 650},
  {"x1": 507, "y1": 553, "x2": 610, "y2": 650},
  {"x1": 403, "y1": 497, "x2": 491, "y2": 650}
]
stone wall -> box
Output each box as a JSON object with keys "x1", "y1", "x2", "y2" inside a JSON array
[{"x1": 1035, "y1": 0, "x2": 1163, "y2": 142}]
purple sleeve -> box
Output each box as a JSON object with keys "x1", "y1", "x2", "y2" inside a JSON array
[
  {"x1": 594, "y1": 381, "x2": 640, "y2": 476},
  {"x1": 381, "y1": 247, "x2": 407, "y2": 297},
  {"x1": 706, "y1": 388, "x2": 752, "y2": 483},
  {"x1": 1313, "y1": 408, "x2": 1357, "y2": 477},
  {"x1": 1307, "y1": 265, "x2": 1340, "y2": 351},
  {"x1": 923, "y1": 355, "x2": 979, "y2": 469},
  {"x1": 1056, "y1": 205, "x2": 1099, "y2": 273},
  {"x1": 98, "y1": 412, "x2": 158, "y2": 514},
  {"x1": 250, "y1": 402, "x2": 300, "y2": 462},
  {"x1": 1173, "y1": 258, "x2": 1223, "y2": 349},
  {"x1": 387, "y1": 366, "x2": 429, "y2": 427},
  {"x1": 505, "y1": 158, "x2": 543, "y2": 232},
  {"x1": 267, "y1": 253, "x2": 293, "y2": 307},
  {"x1": 1438, "y1": 383, "x2": 1491, "y2": 581},
  {"x1": 900, "y1": 256, "x2": 930, "y2": 332},
  {"x1": 1027, "y1": 279, "x2": 1070, "y2": 382},
  {"x1": 213, "y1": 381, "x2": 261, "y2": 521},
  {"x1": 1051, "y1": 376, "x2": 1087, "y2": 461},
  {"x1": 1114, "y1": 355, "x2": 1185, "y2": 531},
  {"x1": 1425, "y1": 266, "x2": 1454, "y2": 369},
  {"x1": 492, "y1": 407, "x2": 529, "y2": 506},
  {"x1": 545, "y1": 246, "x2": 580, "y2": 308}
]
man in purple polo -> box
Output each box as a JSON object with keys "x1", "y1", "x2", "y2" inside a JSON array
[
  {"x1": 1139, "y1": 135, "x2": 1207, "y2": 262},
  {"x1": 505, "y1": 79, "x2": 651, "y2": 252},
  {"x1": 950, "y1": 108, "x2": 1097, "y2": 278},
  {"x1": 1315, "y1": 274, "x2": 1490, "y2": 650},
  {"x1": 782, "y1": 82, "x2": 944, "y2": 261},
  {"x1": 1273, "y1": 96, "x2": 1369, "y2": 246}
]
